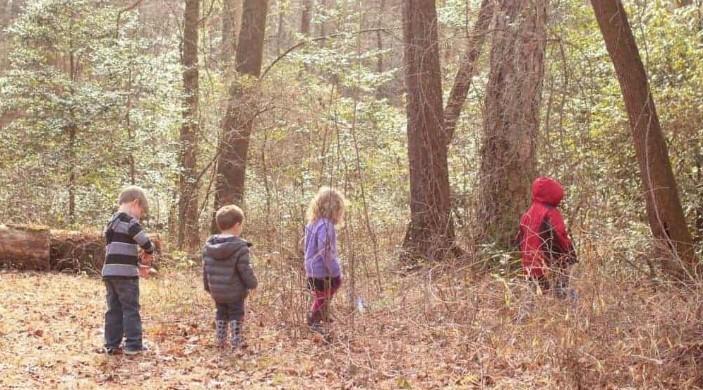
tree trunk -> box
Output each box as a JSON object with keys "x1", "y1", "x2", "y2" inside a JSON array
[
  {"x1": 318, "y1": 0, "x2": 334, "y2": 38},
  {"x1": 10, "y1": 0, "x2": 23, "y2": 15},
  {"x1": 400, "y1": 0, "x2": 454, "y2": 262},
  {"x1": 276, "y1": 2, "x2": 286, "y2": 55},
  {"x1": 301, "y1": 0, "x2": 313, "y2": 36},
  {"x1": 695, "y1": 144, "x2": 703, "y2": 243},
  {"x1": 443, "y1": 0, "x2": 494, "y2": 144},
  {"x1": 213, "y1": 0, "x2": 269, "y2": 230},
  {"x1": 0, "y1": 0, "x2": 9, "y2": 30},
  {"x1": 477, "y1": 0, "x2": 547, "y2": 248},
  {"x1": 0, "y1": 225, "x2": 51, "y2": 271},
  {"x1": 0, "y1": 1, "x2": 8, "y2": 70},
  {"x1": 67, "y1": 124, "x2": 77, "y2": 226},
  {"x1": 125, "y1": 69, "x2": 136, "y2": 184},
  {"x1": 178, "y1": 0, "x2": 200, "y2": 251},
  {"x1": 375, "y1": 0, "x2": 386, "y2": 73},
  {"x1": 222, "y1": 0, "x2": 242, "y2": 63},
  {"x1": 591, "y1": 0, "x2": 698, "y2": 278}
]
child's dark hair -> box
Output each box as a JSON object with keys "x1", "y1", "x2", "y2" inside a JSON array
[{"x1": 216, "y1": 204, "x2": 244, "y2": 231}]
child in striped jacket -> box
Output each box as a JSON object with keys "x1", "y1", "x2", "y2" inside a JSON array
[{"x1": 102, "y1": 186, "x2": 155, "y2": 355}]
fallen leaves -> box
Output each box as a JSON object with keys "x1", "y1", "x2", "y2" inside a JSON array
[{"x1": 0, "y1": 267, "x2": 701, "y2": 389}]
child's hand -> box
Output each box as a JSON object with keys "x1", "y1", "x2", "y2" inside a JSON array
[
  {"x1": 138, "y1": 264, "x2": 151, "y2": 278},
  {"x1": 140, "y1": 252, "x2": 154, "y2": 265}
]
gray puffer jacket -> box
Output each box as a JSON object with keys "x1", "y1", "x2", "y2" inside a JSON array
[{"x1": 202, "y1": 235, "x2": 258, "y2": 304}]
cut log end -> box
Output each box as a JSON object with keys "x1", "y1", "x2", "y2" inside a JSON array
[{"x1": 0, "y1": 224, "x2": 51, "y2": 271}]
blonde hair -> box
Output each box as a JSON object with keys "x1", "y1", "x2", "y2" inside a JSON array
[
  {"x1": 306, "y1": 186, "x2": 346, "y2": 225},
  {"x1": 118, "y1": 186, "x2": 149, "y2": 215},
  {"x1": 216, "y1": 204, "x2": 245, "y2": 230}
]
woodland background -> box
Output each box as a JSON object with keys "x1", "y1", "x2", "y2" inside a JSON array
[{"x1": 1, "y1": 0, "x2": 703, "y2": 388}]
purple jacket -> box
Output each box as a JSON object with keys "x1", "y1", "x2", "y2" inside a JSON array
[{"x1": 304, "y1": 218, "x2": 341, "y2": 278}]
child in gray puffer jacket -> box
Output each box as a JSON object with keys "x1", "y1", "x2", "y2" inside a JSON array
[{"x1": 203, "y1": 204, "x2": 258, "y2": 348}]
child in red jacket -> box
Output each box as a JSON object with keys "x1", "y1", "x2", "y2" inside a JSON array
[{"x1": 516, "y1": 177, "x2": 578, "y2": 299}]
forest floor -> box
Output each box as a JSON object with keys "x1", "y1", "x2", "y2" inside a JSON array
[{"x1": 1, "y1": 249, "x2": 703, "y2": 389}]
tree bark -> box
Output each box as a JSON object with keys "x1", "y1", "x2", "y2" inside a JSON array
[
  {"x1": 477, "y1": 0, "x2": 547, "y2": 248},
  {"x1": 375, "y1": 0, "x2": 386, "y2": 73},
  {"x1": 443, "y1": 0, "x2": 494, "y2": 144},
  {"x1": 400, "y1": 0, "x2": 454, "y2": 261},
  {"x1": 10, "y1": 0, "x2": 24, "y2": 15},
  {"x1": 276, "y1": 1, "x2": 286, "y2": 55},
  {"x1": 213, "y1": 0, "x2": 269, "y2": 230},
  {"x1": 67, "y1": 124, "x2": 76, "y2": 226},
  {"x1": 695, "y1": 143, "x2": 703, "y2": 243},
  {"x1": 301, "y1": 0, "x2": 313, "y2": 36},
  {"x1": 178, "y1": 0, "x2": 200, "y2": 251},
  {"x1": 317, "y1": 0, "x2": 334, "y2": 39},
  {"x1": 222, "y1": 0, "x2": 242, "y2": 63},
  {"x1": 591, "y1": 0, "x2": 698, "y2": 278}
]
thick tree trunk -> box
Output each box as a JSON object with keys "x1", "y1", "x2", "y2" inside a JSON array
[
  {"x1": 301, "y1": 0, "x2": 313, "y2": 36},
  {"x1": 400, "y1": 0, "x2": 454, "y2": 262},
  {"x1": 222, "y1": 0, "x2": 242, "y2": 63},
  {"x1": 443, "y1": 0, "x2": 494, "y2": 144},
  {"x1": 213, "y1": 0, "x2": 269, "y2": 230},
  {"x1": 591, "y1": 0, "x2": 698, "y2": 278},
  {"x1": 178, "y1": 0, "x2": 200, "y2": 251},
  {"x1": 695, "y1": 143, "x2": 703, "y2": 243},
  {"x1": 0, "y1": 225, "x2": 51, "y2": 271},
  {"x1": 477, "y1": 0, "x2": 547, "y2": 248}
]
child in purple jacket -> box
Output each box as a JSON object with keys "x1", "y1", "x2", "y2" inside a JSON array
[{"x1": 304, "y1": 186, "x2": 346, "y2": 331}]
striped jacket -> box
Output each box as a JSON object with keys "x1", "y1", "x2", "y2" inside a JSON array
[{"x1": 102, "y1": 212, "x2": 154, "y2": 279}]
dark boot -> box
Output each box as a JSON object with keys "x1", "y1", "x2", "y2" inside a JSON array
[{"x1": 307, "y1": 310, "x2": 324, "y2": 333}]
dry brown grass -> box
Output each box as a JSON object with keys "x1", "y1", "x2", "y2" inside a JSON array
[{"x1": 1, "y1": 239, "x2": 702, "y2": 389}]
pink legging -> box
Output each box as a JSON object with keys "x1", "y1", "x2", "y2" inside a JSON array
[{"x1": 311, "y1": 286, "x2": 339, "y2": 316}]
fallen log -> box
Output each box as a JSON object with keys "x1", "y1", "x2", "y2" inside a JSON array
[
  {"x1": 0, "y1": 224, "x2": 162, "y2": 274},
  {"x1": 0, "y1": 224, "x2": 51, "y2": 271},
  {"x1": 50, "y1": 229, "x2": 108, "y2": 273}
]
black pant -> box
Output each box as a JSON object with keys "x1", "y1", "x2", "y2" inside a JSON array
[
  {"x1": 307, "y1": 276, "x2": 342, "y2": 292},
  {"x1": 216, "y1": 301, "x2": 245, "y2": 322}
]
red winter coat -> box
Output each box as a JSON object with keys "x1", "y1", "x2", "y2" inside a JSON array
[{"x1": 517, "y1": 177, "x2": 576, "y2": 278}]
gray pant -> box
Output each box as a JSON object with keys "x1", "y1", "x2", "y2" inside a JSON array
[
  {"x1": 104, "y1": 278, "x2": 142, "y2": 350},
  {"x1": 216, "y1": 301, "x2": 245, "y2": 322}
]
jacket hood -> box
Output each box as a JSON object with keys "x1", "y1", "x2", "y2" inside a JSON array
[
  {"x1": 203, "y1": 235, "x2": 251, "y2": 260},
  {"x1": 531, "y1": 176, "x2": 564, "y2": 207}
]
